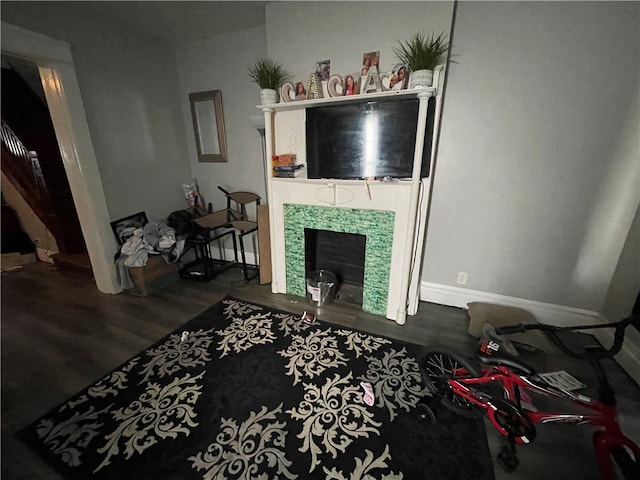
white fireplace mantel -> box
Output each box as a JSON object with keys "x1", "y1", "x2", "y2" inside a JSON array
[{"x1": 259, "y1": 84, "x2": 443, "y2": 324}]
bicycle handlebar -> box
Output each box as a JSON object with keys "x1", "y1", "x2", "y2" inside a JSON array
[{"x1": 494, "y1": 315, "x2": 637, "y2": 360}]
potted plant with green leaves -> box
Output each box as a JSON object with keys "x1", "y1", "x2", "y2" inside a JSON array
[
  {"x1": 393, "y1": 31, "x2": 450, "y2": 88},
  {"x1": 248, "y1": 58, "x2": 292, "y2": 104}
]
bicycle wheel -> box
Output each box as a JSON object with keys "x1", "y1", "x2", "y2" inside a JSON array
[
  {"x1": 611, "y1": 447, "x2": 640, "y2": 480},
  {"x1": 416, "y1": 401, "x2": 437, "y2": 426},
  {"x1": 418, "y1": 350, "x2": 480, "y2": 417},
  {"x1": 488, "y1": 399, "x2": 536, "y2": 444}
]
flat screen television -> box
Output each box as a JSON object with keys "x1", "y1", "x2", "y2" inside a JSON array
[{"x1": 305, "y1": 96, "x2": 435, "y2": 180}]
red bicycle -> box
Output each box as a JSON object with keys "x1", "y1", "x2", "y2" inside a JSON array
[{"x1": 418, "y1": 315, "x2": 640, "y2": 479}]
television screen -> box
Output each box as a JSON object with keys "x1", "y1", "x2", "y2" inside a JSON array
[{"x1": 306, "y1": 97, "x2": 434, "y2": 180}]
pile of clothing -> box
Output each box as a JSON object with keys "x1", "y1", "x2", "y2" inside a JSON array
[{"x1": 115, "y1": 222, "x2": 184, "y2": 289}]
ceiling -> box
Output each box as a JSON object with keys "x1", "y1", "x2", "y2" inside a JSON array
[{"x1": 82, "y1": 1, "x2": 268, "y2": 43}]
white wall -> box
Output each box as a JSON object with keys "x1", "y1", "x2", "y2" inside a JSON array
[
  {"x1": 266, "y1": 2, "x2": 454, "y2": 82},
  {"x1": 425, "y1": 1, "x2": 639, "y2": 313},
  {"x1": 175, "y1": 25, "x2": 268, "y2": 211},
  {"x1": 175, "y1": 0, "x2": 454, "y2": 258},
  {"x1": 600, "y1": 204, "x2": 640, "y2": 385},
  {"x1": 1, "y1": 2, "x2": 193, "y2": 224},
  {"x1": 603, "y1": 205, "x2": 640, "y2": 322},
  {"x1": 175, "y1": 1, "x2": 454, "y2": 209},
  {"x1": 602, "y1": 208, "x2": 640, "y2": 322}
]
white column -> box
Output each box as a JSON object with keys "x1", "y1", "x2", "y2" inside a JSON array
[{"x1": 396, "y1": 90, "x2": 434, "y2": 323}]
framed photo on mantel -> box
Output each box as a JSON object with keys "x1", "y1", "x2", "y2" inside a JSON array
[
  {"x1": 315, "y1": 59, "x2": 330, "y2": 82},
  {"x1": 361, "y1": 51, "x2": 380, "y2": 76},
  {"x1": 389, "y1": 64, "x2": 409, "y2": 91},
  {"x1": 294, "y1": 81, "x2": 307, "y2": 101}
]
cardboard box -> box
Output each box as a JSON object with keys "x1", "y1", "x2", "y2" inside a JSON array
[{"x1": 126, "y1": 254, "x2": 178, "y2": 296}]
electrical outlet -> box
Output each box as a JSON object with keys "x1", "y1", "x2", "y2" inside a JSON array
[{"x1": 456, "y1": 271, "x2": 468, "y2": 286}]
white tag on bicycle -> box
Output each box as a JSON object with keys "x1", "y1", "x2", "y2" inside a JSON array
[{"x1": 539, "y1": 370, "x2": 586, "y2": 391}]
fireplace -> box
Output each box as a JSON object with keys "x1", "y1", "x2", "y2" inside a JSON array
[
  {"x1": 261, "y1": 89, "x2": 440, "y2": 324},
  {"x1": 284, "y1": 204, "x2": 394, "y2": 316},
  {"x1": 268, "y1": 178, "x2": 427, "y2": 324}
]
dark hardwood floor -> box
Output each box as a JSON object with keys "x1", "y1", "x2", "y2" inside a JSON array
[{"x1": 2, "y1": 262, "x2": 639, "y2": 479}]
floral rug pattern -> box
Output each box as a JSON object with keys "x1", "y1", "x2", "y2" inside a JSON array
[{"x1": 20, "y1": 296, "x2": 494, "y2": 480}]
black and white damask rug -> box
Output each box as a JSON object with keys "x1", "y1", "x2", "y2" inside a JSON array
[{"x1": 20, "y1": 296, "x2": 494, "y2": 479}]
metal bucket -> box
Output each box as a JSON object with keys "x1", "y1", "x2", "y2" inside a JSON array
[{"x1": 306, "y1": 270, "x2": 337, "y2": 307}]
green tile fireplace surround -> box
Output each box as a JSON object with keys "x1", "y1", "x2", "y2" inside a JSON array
[{"x1": 284, "y1": 204, "x2": 395, "y2": 316}]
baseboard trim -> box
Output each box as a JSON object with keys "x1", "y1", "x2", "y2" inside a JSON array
[
  {"x1": 420, "y1": 282, "x2": 601, "y2": 326},
  {"x1": 420, "y1": 282, "x2": 639, "y2": 386}
]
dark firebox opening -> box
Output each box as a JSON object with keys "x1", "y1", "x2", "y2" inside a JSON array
[{"x1": 304, "y1": 228, "x2": 366, "y2": 305}]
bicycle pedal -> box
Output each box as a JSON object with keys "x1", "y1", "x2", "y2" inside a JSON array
[{"x1": 497, "y1": 446, "x2": 519, "y2": 473}]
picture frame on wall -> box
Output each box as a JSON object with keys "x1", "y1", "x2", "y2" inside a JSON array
[{"x1": 188, "y1": 89, "x2": 228, "y2": 163}]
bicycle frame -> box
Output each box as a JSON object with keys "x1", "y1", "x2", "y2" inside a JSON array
[{"x1": 447, "y1": 364, "x2": 640, "y2": 479}]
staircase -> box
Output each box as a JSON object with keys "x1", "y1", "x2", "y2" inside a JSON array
[
  {"x1": 2, "y1": 60, "x2": 90, "y2": 275},
  {"x1": 50, "y1": 252, "x2": 94, "y2": 277}
]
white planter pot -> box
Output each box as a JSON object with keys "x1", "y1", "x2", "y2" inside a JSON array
[
  {"x1": 260, "y1": 88, "x2": 279, "y2": 105},
  {"x1": 408, "y1": 69, "x2": 434, "y2": 89}
]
